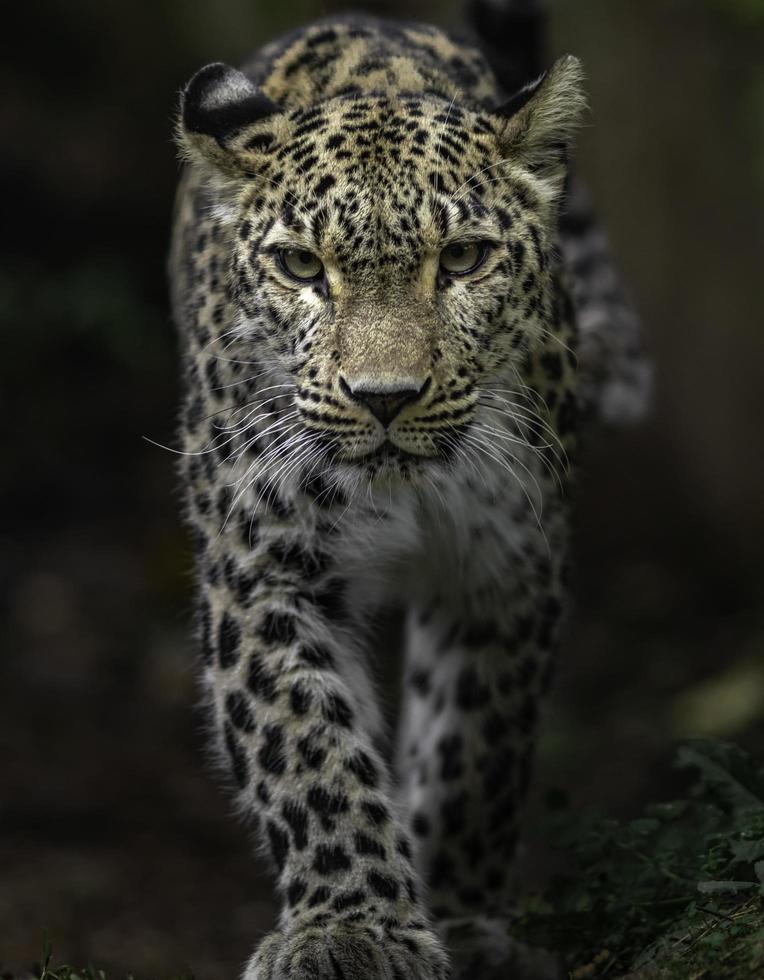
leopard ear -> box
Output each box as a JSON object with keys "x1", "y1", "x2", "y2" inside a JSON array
[
  {"x1": 495, "y1": 55, "x2": 586, "y2": 199},
  {"x1": 177, "y1": 63, "x2": 284, "y2": 175}
]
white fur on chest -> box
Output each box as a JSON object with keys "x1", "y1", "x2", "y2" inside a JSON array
[{"x1": 330, "y1": 449, "x2": 550, "y2": 621}]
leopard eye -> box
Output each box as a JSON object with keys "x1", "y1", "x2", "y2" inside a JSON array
[
  {"x1": 279, "y1": 248, "x2": 324, "y2": 282},
  {"x1": 439, "y1": 241, "x2": 487, "y2": 276}
]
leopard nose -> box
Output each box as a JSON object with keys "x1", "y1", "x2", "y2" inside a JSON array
[{"x1": 339, "y1": 377, "x2": 431, "y2": 428}]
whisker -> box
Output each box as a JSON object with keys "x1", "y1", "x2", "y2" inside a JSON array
[
  {"x1": 477, "y1": 400, "x2": 568, "y2": 476},
  {"x1": 463, "y1": 428, "x2": 548, "y2": 550},
  {"x1": 447, "y1": 155, "x2": 518, "y2": 201},
  {"x1": 470, "y1": 419, "x2": 564, "y2": 492}
]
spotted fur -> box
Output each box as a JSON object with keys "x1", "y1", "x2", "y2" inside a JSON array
[{"x1": 169, "y1": 6, "x2": 648, "y2": 978}]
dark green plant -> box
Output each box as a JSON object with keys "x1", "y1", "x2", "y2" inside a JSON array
[
  {"x1": 512, "y1": 740, "x2": 764, "y2": 978},
  {"x1": 24, "y1": 934, "x2": 194, "y2": 980}
]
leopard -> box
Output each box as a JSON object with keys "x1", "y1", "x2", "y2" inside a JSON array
[{"x1": 168, "y1": 2, "x2": 650, "y2": 977}]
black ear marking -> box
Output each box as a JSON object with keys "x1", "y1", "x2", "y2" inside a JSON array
[
  {"x1": 182, "y1": 62, "x2": 281, "y2": 144},
  {"x1": 495, "y1": 71, "x2": 547, "y2": 121}
]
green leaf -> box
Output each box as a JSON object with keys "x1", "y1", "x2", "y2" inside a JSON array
[
  {"x1": 645, "y1": 800, "x2": 688, "y2": 821},
  {"x1": 731, "y1": 838, "x2": 764, "y2": 863},
  {"x1": 630, "y1": 818, "x2": 661, "y2": 835},
  {"x1": 697, "y1": 879, "x2": 758, "y2": 894}
]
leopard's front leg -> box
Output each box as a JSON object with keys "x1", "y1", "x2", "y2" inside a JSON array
[
  {"x1": 195, "y1": 498, "x2": 448, "y2": 980},
  {"x1": 397, "y1": 512, "x2": 569, "y2": 980}
]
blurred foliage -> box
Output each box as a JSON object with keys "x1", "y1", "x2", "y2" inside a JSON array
[
  {"x1": 705, "y1": 0, "x2": 764, "y2": 23},
  {"x1": 0, "y1": 264, "x2": 170, "y2": 374},
  {"x1": 671, "y1": 658, "x2": 764, "y2": 738},
  {"x1": 749, "y1": 69, "x2": 764, "y2": 185},
  {"x1": 513, "y1": 740, "x2": 764, "y2": 977}
]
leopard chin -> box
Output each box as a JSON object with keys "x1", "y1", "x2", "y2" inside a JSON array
[
  {"x1": 357, "y1": 436, "x2": 461, "y2": 478},
  {"x1": 333, "y1": 444, "x2": 434, "y2": 487}
]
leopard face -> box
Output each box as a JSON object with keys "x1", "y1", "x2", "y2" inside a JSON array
[{"x1": 178, "y1": 53, "x2": 584, "y2": 487}]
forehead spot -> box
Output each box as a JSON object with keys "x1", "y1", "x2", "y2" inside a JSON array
[{"x1": 313, "y1": 174, "x2": 336, "y2": 198}]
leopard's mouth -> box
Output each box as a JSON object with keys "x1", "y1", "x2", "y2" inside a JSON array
[
  {"x1": 342, "y1": 438, "x2": 442, "y2": 467},
  {"x1": 327, "y1": 441, "x2": 458, "y2": 497},
  {"x1": 349, "y1": 441, "x2": 412, "y2": 465}
]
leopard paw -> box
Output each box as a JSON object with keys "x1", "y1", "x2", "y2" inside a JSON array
[{"x1": 244, "y1": 917, "x2": 449, "y2": 980}]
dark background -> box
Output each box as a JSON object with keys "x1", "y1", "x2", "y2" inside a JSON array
[{"x1": 2, "y1": 1, "x2": 763, "y2": 976}]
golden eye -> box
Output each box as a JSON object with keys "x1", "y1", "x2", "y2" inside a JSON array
[
  {"x1": 439, "y1": 241, "x2": 487, "y2": 276},
  {"x1": 279, "y1": 248, "x2": 324, "y2": 282}
]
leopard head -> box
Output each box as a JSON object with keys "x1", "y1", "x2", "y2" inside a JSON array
[{"x1": 177, "y1": 54, "x2": 585, "y2": 487}]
